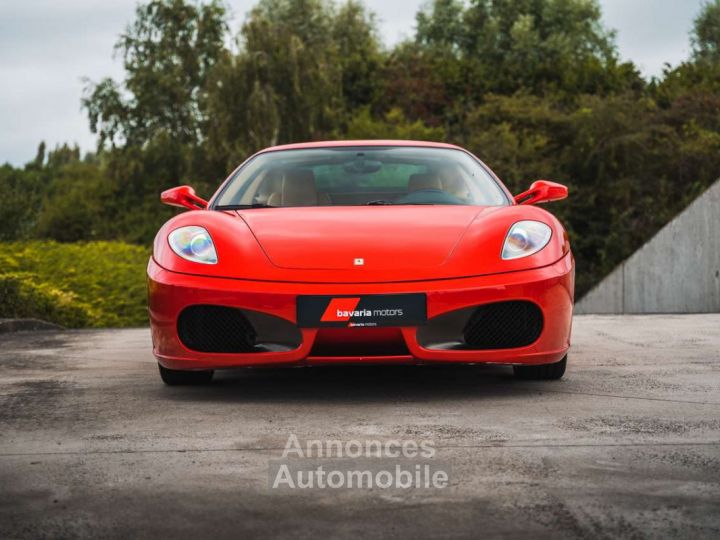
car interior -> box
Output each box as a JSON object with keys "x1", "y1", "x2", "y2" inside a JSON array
[
  {"x1": 246, "y1": 167, "x2": 473, "y2": 207},
  {"x1": 213, "y1": 147, "x2": 509, "y2": 208}
]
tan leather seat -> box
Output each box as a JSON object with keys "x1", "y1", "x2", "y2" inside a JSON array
[
  {"x1": 256, "y1": 170, "x2": 284, "y2": 205},
  {"x1": 267, "y1": 169, "x2": 319, "y2": 207},
  {"x1": 408, "y1": 173, "x2": 442, "y2": 192},
  {"x1": 442, "y1": 176, "x2": 470, "y2": 200}
]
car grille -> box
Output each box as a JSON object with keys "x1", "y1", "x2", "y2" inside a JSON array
[
  {"x1": 462, "y1": 301, "x2": 543, "y2": 349},
  {"x1": 177, "y1": 305, "x2": 257, "y2": 353}
]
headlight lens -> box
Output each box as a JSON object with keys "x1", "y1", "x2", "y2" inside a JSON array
[
  {"x1": 501, "y1": 221, "x2": 552, "y2": 260},
  {"x1": 168, "y1": 226, "x2": 218, "y2": 264}
]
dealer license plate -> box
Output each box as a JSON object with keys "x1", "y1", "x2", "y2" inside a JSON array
[{"x1": 297, "y1": 294, "x2": 427, "y2": 328}]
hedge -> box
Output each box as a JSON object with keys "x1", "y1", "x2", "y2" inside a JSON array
[{"x1": 0, "y1": 241, "x2": 149, "y2": 328}]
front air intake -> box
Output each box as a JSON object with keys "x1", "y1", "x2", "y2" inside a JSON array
[
  {"x1": 462, "y1": 301, "x2": 543, "y2": 349},
  {"x1": 177, "y1": 305, "x2": 257, "y2": 353}
]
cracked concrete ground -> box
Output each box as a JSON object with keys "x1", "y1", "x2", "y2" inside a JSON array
[{"x1": 1, "y1": 315, "x2": 719, "y2": 539}]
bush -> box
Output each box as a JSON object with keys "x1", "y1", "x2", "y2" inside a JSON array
[
  {"x1": 0, "y1": 241, "x2": 149, "y2": 328},
  {"x1": 0, "y1": 273, "x2": 93, "y2": 328}
]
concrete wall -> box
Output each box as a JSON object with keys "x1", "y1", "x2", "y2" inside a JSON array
[{"x1": 575, "y1": 179, "x2": 720, "y2": 314}]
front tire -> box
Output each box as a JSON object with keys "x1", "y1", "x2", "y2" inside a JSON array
[
  {"x1": 513, "y1": 355, "x2": 567, "y2": 380},
  {"x1": 158, "y1": 363, "x2": 214, "y2": 385}
]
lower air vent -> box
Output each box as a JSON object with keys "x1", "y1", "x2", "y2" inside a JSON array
[
  {"x1": 178, "y1": 305, "x2": 257, "y2": 353},
  {"x1": 462, "y1": 301, "x2": 543, "y2": 349}
]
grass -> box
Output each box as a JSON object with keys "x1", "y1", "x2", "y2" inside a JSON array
[{"x1": 0, "y1": 241, "x2": 150, "y2": 328}]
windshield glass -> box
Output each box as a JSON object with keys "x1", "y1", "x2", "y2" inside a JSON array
[{"x1": 213, "y1": 146, "x2": 509, "y2": 208}]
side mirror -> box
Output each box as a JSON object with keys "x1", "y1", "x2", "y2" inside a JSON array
[
  {"x1": 161, "y1": 185, "x2": 208, "y2": 210},
  {"x1": 514, "y1": 180, "x2": 568, "y2": 205}
]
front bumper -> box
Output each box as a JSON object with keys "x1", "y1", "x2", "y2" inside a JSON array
[{"x1": 148, "y1": 253, "x2": 574, "y2": 370}]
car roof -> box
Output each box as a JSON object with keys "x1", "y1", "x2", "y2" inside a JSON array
[{"x1": 258, "y1": 140, "x2": 464, "y2": 153}]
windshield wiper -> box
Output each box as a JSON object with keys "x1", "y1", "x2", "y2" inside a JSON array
[
  {"x1": 367, "y1": 200, "x2": 446, "y2": 206},
  {"x1": 215, "y1": 203, "x2": 277, "y2": 210}
]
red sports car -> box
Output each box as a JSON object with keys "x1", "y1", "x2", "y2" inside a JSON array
[{"x1": 148, "y1": 140, "x2": 574, "y2": 385}]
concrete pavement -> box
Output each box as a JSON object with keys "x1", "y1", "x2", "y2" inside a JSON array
[{"x1": 1, "y1": 315, "x2": 719, "y2": 538}]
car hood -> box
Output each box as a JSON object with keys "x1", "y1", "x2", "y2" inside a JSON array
[
  {"x1": 153, "y1": 205, "x2": 569, "y2": 283},
  {"x1": 237, "y1": 206, "x2": 488, "y2": 271}
]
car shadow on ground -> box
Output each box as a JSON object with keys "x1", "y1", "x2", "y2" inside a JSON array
[{"x1": 157, "y1": 364, "x2": 554, "y2": 404}]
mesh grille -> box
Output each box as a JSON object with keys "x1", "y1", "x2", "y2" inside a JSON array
[
  {"x1": 177, "y1": 305, "x2": 257, "y2": 353},
  {"x1": 462, "y1": 301, "x2": 543, "y2": 349}
]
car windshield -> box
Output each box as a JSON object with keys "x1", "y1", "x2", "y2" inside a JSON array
[{"x1": 213, "y1": 146, "x2": 509, "y2": 208}]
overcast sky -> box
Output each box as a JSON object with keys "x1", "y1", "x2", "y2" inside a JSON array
[{"x1": 0, "y1": 0, "x2": 707, "y2": 166}]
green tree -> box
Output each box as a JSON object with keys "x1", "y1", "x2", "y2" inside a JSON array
[
  {"x1": 34, "y1": 163, "x2": 111, "y2": 242},
  {"x1": 346, "y1": 107, "x2": 445, "y2": 140},
  {"x1": 0, "y1": 164, "x2": 44, "y2": 241},
  {"x1": 416, "y1": 0, "x2": 466, "y2": 51},
  {"x1": 693, "y1": 0, "x2": 720, "y2": 63},
  {"x1": 203, "y1": 0, "x2": 382, "y2": 173},
  {"x1": 380, "y1": 42, "x2": 458, "y2": 127},
  {"x1": 332, "y1": 1, "x2": 383, "y2": 111},
  {"x1": 83, "y1": 0, "x2": 227, "y2": 148},
  {"x1": 242, "y1": 0, "x2": 343, "y2": 143},
  {"x1": 79, "y1": 1, "x2": 227, "y2": 244},
  {"x1": 416, "y1": 0, "x2": 641, "y2": 96}
]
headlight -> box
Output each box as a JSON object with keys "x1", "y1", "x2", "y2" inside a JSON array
[
  {"x1": 168, "y1": 226, "x2": 218, "y2": 264},
  {"x1": 501, "y1": 221, "x2": 552, "y2": 260}
]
